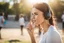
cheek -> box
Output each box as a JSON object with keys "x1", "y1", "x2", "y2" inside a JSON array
[{"x1": 35, "y1": 14, "x2": 44, "y2": 25}]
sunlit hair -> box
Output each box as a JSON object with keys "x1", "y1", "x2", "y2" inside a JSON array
[{"x1": 33, "y1": 3, "x2": 55, "y2": 25}]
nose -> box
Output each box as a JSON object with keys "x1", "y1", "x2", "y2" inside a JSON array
[{"x1": 31, "y1": 15, "x2": 36, "y2": 23}]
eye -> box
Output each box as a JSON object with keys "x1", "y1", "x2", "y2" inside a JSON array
[{"x1": 34, "y1": 13, "x2": 38, "y2": 15}]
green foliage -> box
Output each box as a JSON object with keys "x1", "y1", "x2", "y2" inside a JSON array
[
  {"x1": 49, "y1": 0, "x2": 64, "y2": 22},
  {"x1": 7, "y1": 9, "x2": 14, "y2": 14},
  {"x1": 0, "y1": 2, "x2": 10, "y2": 19},
  {"x1": 12, "y1": 3, "x2": 21, "y2": 20},
  {"x1": 0, "y1": 2, "x2": 9, "y2": 12},
  {"x1": 12, "y1": 3, "x2": 20, "y2": 14},
  {"x1": 19, "y1": 0, "x2": 31, "y2": 14},
  {"x1": 0, "y1": 2, "x2": 14, "y2": 19}
]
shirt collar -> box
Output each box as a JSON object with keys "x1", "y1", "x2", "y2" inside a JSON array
[{"x1": 42, "y1": 25, "x2": 56, "y2": 35}]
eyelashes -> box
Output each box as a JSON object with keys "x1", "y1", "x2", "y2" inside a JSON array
[
  {"x1": 34, "y1": 13, "x2": 38, "y2": 15},
  {"x1": 31, "y1": 13, "x2": 38, "y2": 16}
]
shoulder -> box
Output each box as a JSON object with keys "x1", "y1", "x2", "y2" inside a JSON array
[
  {"x1": 0, "y1": 16, "x2": 3, "y2": 19},
  {"x1": 47, "y1": 26, "x2": 61, "y2": 39},
  {"x1": 47, "y1": 26, "x2": 62, "y2": 43},
  {"x1": 62, "y1": 14, "x2": 64, "y2": 17},
  {"x1": 48, "y1": 30, "x2": 61, "y2": 39}
]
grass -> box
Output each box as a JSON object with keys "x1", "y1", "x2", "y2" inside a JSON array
[
  {"x1": 3, "y1": 40, "x2": 31, "y2": 43},
  {"x1": 1, "y1": 37, "x2": 64, "y2": 43}
]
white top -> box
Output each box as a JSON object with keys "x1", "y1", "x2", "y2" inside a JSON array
[
  {"x1": 61, "y1": 14, "x2": 64, "y2": 22},
  {"x1": 39, "y1": 25, "x2": 62, "y2": 43},
  {"x1": 0, "y1": 16, "x2": 4, "y2": 27},
  {"x1": 19, "y1": 17, "x2": 25, "y2": 26}
]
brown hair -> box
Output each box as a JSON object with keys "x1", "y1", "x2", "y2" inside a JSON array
[
  {"x1": 19, "y1": 14, "x2": 24, "y2": 18},
  {"x1": 34, "y1": 3, "x2": 55, "y2": 25},
  {"x1": 0, "y1": 12, "x2": 4, "y2": 16}
]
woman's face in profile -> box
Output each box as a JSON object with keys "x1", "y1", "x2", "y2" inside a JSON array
[{"x1": 31, "y1": 8, "x2": 45, "y2": 26}]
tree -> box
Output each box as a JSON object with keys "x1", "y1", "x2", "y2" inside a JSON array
[
  {"x1": 11, "y1": 0, "x2": 20, "y2": 21},
  {"x1": 49, "y1": 0, "x2": 64, "y2": 22},
  {"x1": 19, "y1": 0, "x2": 32, "y2": 21},
  {"x1": 0, "y1": 2, "x2": 10, "y2": 19},
  {"x1": 12, "y1": 3, "x2": 20, "y2": 21}
]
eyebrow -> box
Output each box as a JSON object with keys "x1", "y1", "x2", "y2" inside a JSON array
[
  {"x1": 34, "y1": 12, "x2": 37, "y2": 14},
  {"x1": 31, "y1": 11, "x2": 38, "y2": 15}
]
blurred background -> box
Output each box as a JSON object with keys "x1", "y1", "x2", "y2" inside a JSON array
[
  {"x1": 0, "y1": 0, "x2": 64, "y2": 21},
  {"x1": 0, "y1": 0, "x2": 64, "y2": 43}
]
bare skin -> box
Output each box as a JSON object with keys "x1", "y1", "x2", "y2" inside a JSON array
[{"x1": 27, "y1": 8, "x2": 51, "y2": 43}]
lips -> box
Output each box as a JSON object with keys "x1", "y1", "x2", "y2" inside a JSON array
[{"x1": 32, "y1": 19, "x2": 36, "y2": 22}]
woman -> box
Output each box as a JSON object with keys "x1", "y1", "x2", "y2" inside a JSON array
[
  {"x1": 27, "y1": 3, "x2": 62, "y2": 43},
  {"x1": 19, "y1": 14, "x2": 25, "y2": 35},
  {"x1": 0, "y1": 12, "x2": 4, "y2": 39}
]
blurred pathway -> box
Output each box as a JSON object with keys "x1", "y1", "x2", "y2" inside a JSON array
[
  {"x1": 0, "y1": 20, "x2": 64, "y2": 43},
  {"x1": 4, "y1": 21, "x2": 29, "y2": 28}
]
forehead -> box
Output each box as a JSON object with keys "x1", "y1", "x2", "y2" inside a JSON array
[
  {"x1": 31, "y1": 8, "x2": 44, "y2": 14},
  {"x1": 31, "y1": 8, "x2": 38, "y2": 13}
]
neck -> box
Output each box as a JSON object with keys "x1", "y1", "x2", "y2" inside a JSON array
[{"x1": 40, "y1": 20, "x2": 50, "y2": 34}]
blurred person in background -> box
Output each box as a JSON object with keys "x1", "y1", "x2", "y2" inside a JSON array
[
  {"x1": 19, "y1": 14, "x2": 25, "y2": 35},
  {"x1": 0, "y1": 12, "x2": 5, "y2": 39},
  {"x1": 61, "y1": 11, "x2": 64, "y2": 34},
  {"x1": 27, "y1": 3, "x2": 62, "y2": 43}
]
